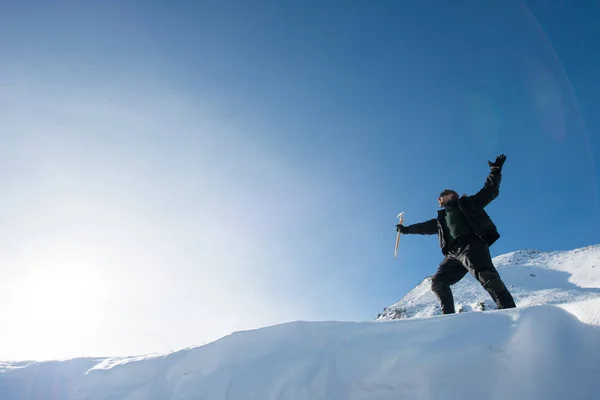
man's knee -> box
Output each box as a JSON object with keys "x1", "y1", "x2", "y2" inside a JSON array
[
  {"x1": 431, "y1": 274, "x2": 447, "y2": 293},
  {"x1": 480, "y1": 273, "x2": 514, "y2": 299},
  {"x1": 478, "y1": 270, "x2": 501, "y2": 287}
]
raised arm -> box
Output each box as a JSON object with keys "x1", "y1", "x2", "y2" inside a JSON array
[
  {"x1": 470, "y1": 154, "x2": 505, "y2": 209},
  {"x1": 398, "y1": 218, "x2": 438, "y2": 235}
]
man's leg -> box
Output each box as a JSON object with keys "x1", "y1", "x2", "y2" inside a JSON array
[
  {"x1": 458, "y1": 238, "x2": 516, "y2": 309},
  {"x1": 431, "y1": 256, "x2": 468, "y2": 314}
]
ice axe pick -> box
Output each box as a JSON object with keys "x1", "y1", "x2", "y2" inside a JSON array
[{"x1": 394, "y1": 211, "x2": 405, "y2": 259}]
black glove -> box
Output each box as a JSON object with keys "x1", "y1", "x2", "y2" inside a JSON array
[
  {"x1": 396, "y1": 224, "x2": 408, "y2": 233},
  {"x1": 488, "y1": 154, "x2": 506, "y2": 171}
]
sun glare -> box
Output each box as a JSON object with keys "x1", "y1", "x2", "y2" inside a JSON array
[{"x1": 7, "y1": 260, "x2": 112, "y2": 360}]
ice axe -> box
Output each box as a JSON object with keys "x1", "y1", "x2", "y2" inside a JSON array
[{"x1": 394, "y1": 211, "x2": 405, "y2": 259}]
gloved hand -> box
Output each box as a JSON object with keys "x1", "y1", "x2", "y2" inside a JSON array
[
  {"x1": 488, "y1": 154, "x2": 506, "y2": 171},
  {"x1": 396, "y1": 224, "x2": 408, "y2": 233}
]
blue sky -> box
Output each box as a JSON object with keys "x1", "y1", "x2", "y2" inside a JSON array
[{"x1": 0, "y1": 0, "x2": 598, "y2": 359}]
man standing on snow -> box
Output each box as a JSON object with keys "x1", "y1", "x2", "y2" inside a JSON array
[{"x1": 396, "y1": 154, "x2": 516, "y2": 314}]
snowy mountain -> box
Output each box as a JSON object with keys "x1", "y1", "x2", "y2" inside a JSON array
[
  {"x1": 377, "y1": 244, "x2": 600, "y2": 321},
  {"x1": 1, "y1": 244, "x2": 599, "y2": 400}
]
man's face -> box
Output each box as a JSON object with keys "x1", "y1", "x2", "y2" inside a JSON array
[{"x1": 438, "y1": 193, "x2": 456, "y2": 207}]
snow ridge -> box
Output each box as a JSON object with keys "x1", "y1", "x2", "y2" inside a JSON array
[
  {"x1": 0, "y1": 244, "x2": 598, "y2": 400},
  {"x1": 1, "y1": 306, "x2": 600, "y2": 400}
]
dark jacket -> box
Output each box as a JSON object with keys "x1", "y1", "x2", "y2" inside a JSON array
[{"x1": 403, "y1": 169, "x2": 501, "y2": 255}]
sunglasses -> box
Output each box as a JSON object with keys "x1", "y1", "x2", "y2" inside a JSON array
[{"x1": 439, "y1": 190, "x2": 456, "y2": 198}]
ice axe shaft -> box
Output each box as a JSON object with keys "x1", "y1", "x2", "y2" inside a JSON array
[{"x1": 394, "y1": 211, "x2": 405, "y2": 259}]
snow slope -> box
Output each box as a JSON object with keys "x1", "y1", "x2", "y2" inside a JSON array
[
  {"x1": 1, "y1": 244, "x2": 599, "y2": 400},
  {"x1": 1, "y1": 306, "x2": 600, "y2": 400},
  {"x1": 378, "y1": 244, "x2": 600, "y2": 322}
]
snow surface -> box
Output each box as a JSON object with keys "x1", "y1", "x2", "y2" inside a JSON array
[{"x1": 1, "y1": 244, "x2": 599, "y2": 400}]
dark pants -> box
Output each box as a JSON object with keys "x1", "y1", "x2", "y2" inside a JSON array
[{"x1": 431, "y1": 235, "x2": 516, "y2": 314}]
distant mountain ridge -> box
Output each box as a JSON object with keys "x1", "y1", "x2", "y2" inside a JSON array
[{"x1": 377, "y1": 244, "x2": 600, "y2": 320}]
